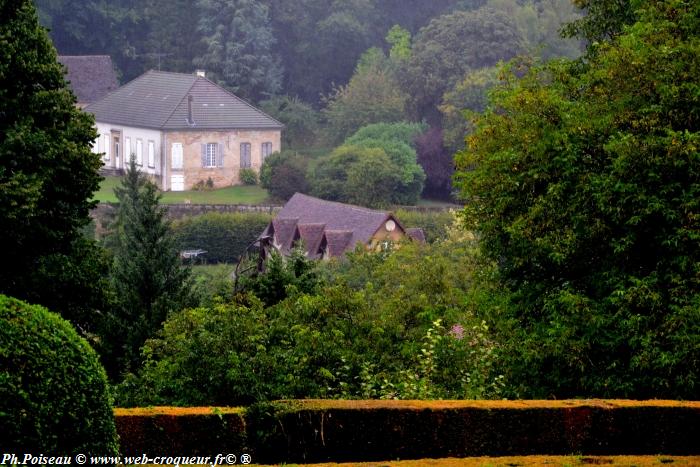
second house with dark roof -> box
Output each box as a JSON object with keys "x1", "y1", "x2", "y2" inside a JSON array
[{"x1": 84, "y1": 70, "x2": 283, "y2": 190}]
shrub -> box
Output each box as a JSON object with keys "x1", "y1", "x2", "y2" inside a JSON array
[
  {"x1": 260, "y1": 151, "x2": 310, "y2": 201},
  {"x1": 239, "y1": 168, "x2": 258, "y2": 185},
  {"x1": 191, "y1": 179, "x2": 214, "y2": 191},
  {"x1": 171, "y1": 212, "x2": 272, "y2": 263},
  {"x1": 0, "y1": 295, "x2": 118, "y2": 455},
  {"x1": 310, "y1": 123, "x2": 427, "y2": 206}
]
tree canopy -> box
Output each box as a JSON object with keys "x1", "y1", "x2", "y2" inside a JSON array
[
  {"x1": 104, "y1": 159, "x2": 192, "y2": 374},
  {"x1": 0, "y1": 0, "x2": 109, "y2": 331},
  {"x1": 454, "y1": 0, "x2": 700, "y2": 398}
]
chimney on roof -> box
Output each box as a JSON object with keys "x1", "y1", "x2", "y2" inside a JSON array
[
  {"x1": 187, "y1": 95, "x2": 194, "y2": 125},
  {"x1": 195, "y1": 69, "x2": 206, "y2": 78}
]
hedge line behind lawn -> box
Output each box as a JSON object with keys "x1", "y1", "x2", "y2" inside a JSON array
[{"x1": 114, "y1": 400, "x2": 700, "y2": 464}]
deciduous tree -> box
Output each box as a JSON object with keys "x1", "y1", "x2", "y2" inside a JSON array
[{"x1": 454, "y1": 0, "x2": 700, "y2": 398}]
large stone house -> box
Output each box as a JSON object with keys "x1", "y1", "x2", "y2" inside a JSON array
[
  {"x1": 84, "y1": 70, "x2": 283, "y2": 191},
  {"x1": 258, "y1": 193, "x2": 425, "y2": 260}
]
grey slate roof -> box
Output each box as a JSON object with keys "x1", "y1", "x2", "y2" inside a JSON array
[
  {"x1": 84, "y1": 70, "x2": 283, "y2": 130},
  {"x1": 59, "y1": 55, "x2": 119, "y2": 104},
  {"x1": 262, "y1": 193, "x2": 406, "y2": 257}
]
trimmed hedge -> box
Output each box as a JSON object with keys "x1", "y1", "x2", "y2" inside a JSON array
[
  {"x1": 115, "y1": 407, "x2": 245, "y2": 456},
  {"x1": 0, "y1": 295, "x2": 118, "y2": 456},
  {"x1": 114, "y1": 400, "x2": 700, "y2": 463},
  {"x1": 171, "y1": 212, "x2": 272, "y2": 263}
]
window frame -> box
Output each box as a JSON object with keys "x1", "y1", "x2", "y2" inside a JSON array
[
  {"x1": 124, "y1": 137, "x2": 132, "y2": 166},
  {"x1": 136, "y1": 139, "x2": 143, "y2": 166},
  {"x1": 205, "y1": 143, "x2": 217, "y2": 168},
  {"x1": 240, "y1": 142, "x2": 252, "y2": 168},
  {"x1": 262, "y1": 142, "x2": 273, "y2": 161},
  {"x1": 148, "y1": 140, "x2": 156, "y2": 168}
]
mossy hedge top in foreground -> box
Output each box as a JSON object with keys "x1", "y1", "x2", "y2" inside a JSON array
[
  {"x1": 113, "y1": 399, "x2": 700, "y2": 463},
  {"x1": 0, "y1": 295, "x2": 118, "y2": 455}
]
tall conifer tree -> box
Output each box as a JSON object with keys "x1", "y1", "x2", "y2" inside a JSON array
[{"x1": 106, "y1": 158, "x2": 192, "y2": 374}]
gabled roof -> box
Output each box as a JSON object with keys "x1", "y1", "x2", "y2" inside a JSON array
[
  {"x1": 274, "y1": 193, "x2": 394, "y2": 252},
  {"x1": 59, "y1": 55, "x2": 119, "y2": 104},
  {"x1": 272, "y1": 218, "x2": 300, "y2": 253},
  {"x1": 297, "y1": 223, "x2": 326, "y2": 258},
  {"x1": 323, "y1": 230, "x2": 354, "y2": 257},
  {"x1": 84, "y1": 70, "x2": 283, "y2": 131},
  {"x1": 262, "y1": 193, "x2": 411, "y2": 258}
]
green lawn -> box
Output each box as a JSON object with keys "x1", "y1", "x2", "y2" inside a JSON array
[
  {"x1": 94, "y1": 176, "x2": 270, "y2": 204},
  {"x1": 415, "y1": 198, "x2": 461, "y2": 208}
]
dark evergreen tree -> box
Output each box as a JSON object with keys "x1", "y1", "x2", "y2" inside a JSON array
[
  {"x1": 195, "y1": 0, "x2": 282, "y2": 102},
  {"x1": 0, "y1": 0, "x2": 111, "y2": 333},
  {"x1": 402, "y1": 7, "x2": 525, "y2": 124},
  {"x1": 106, "y1": 158, "x2": 192, "y2": 375}
]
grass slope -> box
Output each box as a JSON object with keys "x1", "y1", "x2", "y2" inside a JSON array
[{"x1": 94, "y1": 176, "x2": 269, "y2": 205}]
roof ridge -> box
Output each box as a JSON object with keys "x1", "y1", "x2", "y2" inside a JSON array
[
  {"x1": 292, "y1": 193, "x2": 390, "y2": 216},
  {"x1": 160, "y1": 72, "x2": 199, "y2": 129}
]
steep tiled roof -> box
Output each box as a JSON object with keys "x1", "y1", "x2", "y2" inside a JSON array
[
  {"x1": 263, "y1": 193, "x2": 411, "y2": 258},
  {"x1": 59, "y1": 55, "x2": 118, "y2": 104},
  {"x1": 297, "y1": 223, "x2": 326, "y2": 258},
  {"x1": 84, "y1": 70, "x2": 283, "y2": 130},
  {"x1": 272, "y1": 218, "x2": 300, "y2": 253},
  {"x1": 273, "y1": 193, "x2": 392, "y2": 253},
  {"x1": 323, "y1": 230, "x2": 354, "y2": 257}
]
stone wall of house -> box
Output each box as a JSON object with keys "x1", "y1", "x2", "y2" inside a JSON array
[{"x1": 164, "y1": 129, "x2": 281, "y2": 191}]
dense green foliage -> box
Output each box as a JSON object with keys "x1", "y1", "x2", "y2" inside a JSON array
[
  {"x1": 172, "y1": 211, "x2": 272, "y2": 263},
  {"x1": 402, "y1": 7, "x2": 524, "y2": 123},
  {"x1": 195, "y1": 0, "x2": 282, "y2": 101},
  {"x1": 309, "y1": 123, "x2": 426, "y2": 207},
  {"x1": 105, "y1": 159, "x2": 193, "y2": 374},
  {"x1": 239, "y1": 168, "x2": 258, "y2": 185},
  {"x1": 259, "y1": 96, "x2": 320, "y2": 148},
  {"x1": 394, "y1": 209, "x2": 456, "y2": 244},
  {"x1": 117, "y1": 218, "x2": 504, "y2": 406},
  {"x1": 0, "y1": 0, "x2": 110, "y2": 333},
  {"x1": 259, "y1": 150, "x2": 310, "y2": 201},
  {"x1": 455, "y1": 0, "x2": 700, "y2": 398},
  {"x1": 322, "y1": 48, "x2": 409, "y2": 145},
  {"x1": 0, "y1": 295, "x2": 118, "y2": 455}
]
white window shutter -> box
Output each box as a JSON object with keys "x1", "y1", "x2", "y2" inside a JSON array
[
  {"x1": 218, "y1": 143, "x2": 224, "y2": 167},
  {"x1": 201, "y1": 143, "x2": 207, "y2": 167},
  {"x1": 103, "y1": 134, "x2": 110, "y2": 160},
  {"x1": 172, "y1": 143, "x2": 183, "y2": 169}
]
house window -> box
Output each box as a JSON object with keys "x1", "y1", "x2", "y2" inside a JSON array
[
  {"x1": 262, "y1": 142, "x2": 272, "y2": 161},
  {"x1": 171, "y1": 143, "x2": 183, "y2": 169},
  {"x1": 103, "y1": 134, "x2": 110, "y2": 161},
  {"x1": 136, "y1": 139, "x2": 143, "y2": 165},
  {"x1": 124, "y1": 137, "x2": 132, "y2": 165},
  {"x1": 148, "y1": 140, "x2": 156, "y2": 168},
  {"x1": 240, "y1": 143, "x2": 251, "y2": 168},
  {"x1": 203, "y1": 143, "x2": 217, "y2": 168},
  {"x1": 91, "y1": 137, "x2": 99, "y2": 154}
]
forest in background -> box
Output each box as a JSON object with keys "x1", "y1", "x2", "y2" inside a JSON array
[{"x1": 36, "y1": 0, "x2": 582, "y2": 200}]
